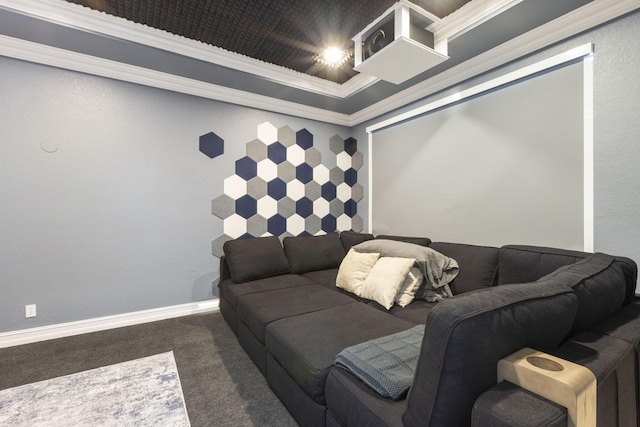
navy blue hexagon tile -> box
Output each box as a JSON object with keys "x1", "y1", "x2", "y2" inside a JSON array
[
  {"x1": 344, "y1": 137, "x2": 358, "y2": 156},
  {"x1": 236, "y1": 195, "x2": 257, "y2": 219},
  {"x1": 296, "y1": 197, "x2": 314, "y2": 218},
  {"x1": 235, "y1": 156, "x2": 257, "y2": 180},
  {"x1": 344, "y1": 168, "x2": 357, "y2": 187},
  {"x1": 296, "y1": 163, "x2": 313, "y2": 184},
  {"x1": 199, "y1": 132, "x2": 224, "y2": 158},
  {"x1": 268, "y1": 141, "x2": 287, "y2": 164},
  {"x1": 267, "y1": 214, "x2": 287, "y2": 236},
  {"x1": 296, "y1": 128, "x2": 313, "y2": 149},
  {"x1": 267, "y1": 178, "x2": 287, "y2": 201}
]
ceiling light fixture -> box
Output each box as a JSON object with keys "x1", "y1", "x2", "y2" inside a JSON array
[{"x1": 317, "y1": 47, "x2": 351, "y2": 69}]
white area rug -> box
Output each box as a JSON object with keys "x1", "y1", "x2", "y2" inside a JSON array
[{"x1": 0, "y1": 351, "x2": 190, "y2": 426}]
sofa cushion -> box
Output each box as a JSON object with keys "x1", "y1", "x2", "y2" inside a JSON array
[
  {"x1": 472, "y1": 381, "x2": 567, "y2": 427},
  {"x1": 223, "y1": 236, "x2": 290, "y2": 283},
  {"x1": 326, "y1": 367, "x2": 408, "y2": 427},
  {"x1": 388, "y1": 299, "x2": 437, "y2": 325},
  {"x1": 497, "y1": 245, "x2": 587, "y2": 286},
  {"x1": 283, "y1": 232, "x2": 345, "y2": 274},
  {"x1": 301, "y1": 268, "x2": 339, "y2": 289},
  {"x1": 537, "y1": 253, "x2": 626, "y2": 332},
  {"x1": 402, "y1": 280, "x2": 578, "y2": 427},
  {"x1": 220, "y1": 274, "x2": 315, "y2": 310},
  {"x1": 340, "y1": 230, "x2": 374, "y2": 253},
  {"x1": 429, "y1": 242, "x2": 499, "y2": 294},
  {"x1": 237, "y1": 284, "x2": 356, "y2": 343},
  {"x1": 265, "y1": 303, "x2": 415, "y2": 405}
]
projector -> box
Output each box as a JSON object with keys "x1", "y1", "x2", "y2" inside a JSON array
[
  {"x1": 363, "y1": 18, "x2": 395, "y2": 61},
  {"x1": 353, "y1": 0, "x2": 448, "y2": 84}
]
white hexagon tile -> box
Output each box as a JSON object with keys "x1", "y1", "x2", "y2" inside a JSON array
[{"x1": 211, "y1": 122, "x2": 363, "y2": 257}]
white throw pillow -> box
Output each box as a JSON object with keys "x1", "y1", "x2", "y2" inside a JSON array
[
  {"x1": 361, "y1": 257, "x2": 415, "y2": 309},
  {"x1": 336, "y1": 249, "x2": 380, "y2": 296},
  {"x1": 395, "y1": 267, "x2": 424, "y2": 307}
]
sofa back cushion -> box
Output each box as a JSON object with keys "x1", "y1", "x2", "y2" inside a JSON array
[
  {"x1": 429, "y1": 242, "x2": 499, "y2": 295},
  {"x1": 402, "y1": 281, "x2": 578, "y2": 427},
  {"x1": 497, "y1": 245, "x2": 588, "y2": 286},
  {"x1": 340, "y1": 230, "x2": 374, "y2": 253},
  {"x1": 223, "y1": 236, "x2": 290, "y2": 283},
  {"x1": 538, "y1": 253, "x2": 626, "y2": 332},
  {"x1": 283, "y1": 232, "x2": 345, "y2": 274}
]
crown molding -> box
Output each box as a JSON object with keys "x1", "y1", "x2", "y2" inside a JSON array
[
  {"x1": 0, "y1": 0, "x2": 376, "y2": 99},
  {"x1": 0, "y1": 34, "x2": 353, "y2": 126},
  {"x1": 430, "y1": 0, "x2": 523, "y2": 43}
]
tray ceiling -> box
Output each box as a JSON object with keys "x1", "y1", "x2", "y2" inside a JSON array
[{"x1": 62, "y1": 0, "x2": 471, "y2": 84}]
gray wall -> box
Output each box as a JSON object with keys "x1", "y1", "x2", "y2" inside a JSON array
[
  {"x1": 0, "y1": 57, "x2": 349, "y2": 333},
  {"x1": 352, "y1": 10, "x2": 640, "y2": 283}
]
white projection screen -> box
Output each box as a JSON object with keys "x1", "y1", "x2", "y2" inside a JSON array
[{"x1": 370, "y1": 57, "x2": 588, "y2": 250}]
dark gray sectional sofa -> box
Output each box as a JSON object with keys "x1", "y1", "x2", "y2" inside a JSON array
[{"x1": 218, "y1": 231, "x2": 640, "y2": 426}]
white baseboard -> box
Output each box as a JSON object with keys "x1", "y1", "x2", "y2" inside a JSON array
[{"x1": 0, "y1": 299, "x2": 220, "y2": 349}]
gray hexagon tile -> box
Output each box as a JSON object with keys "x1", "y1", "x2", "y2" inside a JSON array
[
  {"x1": 352, "y1": 151, "x2": 364, "y2": 170},
  {"x1": 352, "y1": 183, "x2": 364, "y2": 202},
  {"x1": 305, "y1": 147, "x2": 321, "y2": 168},
  {"x1": 304, "y1": 181, "x2": 321, "y2": 201},
  {"x1": 247, "y1": 214, "x2": 268, "y2": 237},
  {"x1": 278, "y1": 126, "x2": 296, "y2": 147},
  {"x1": 329, "y1": 167, "x2": 344, "y2": 186},
  {"x1": 247, "y1": 176, "x2": 268, "y2": 199},
  {"x1": 306, "y1": 215, "x2": 322, "y2": 235},
  {"x1": 352, "y1": 215, "x2": 364, "y2": 232},
  {"x1": 212, "y1": 234, "x2": 232, "y2": 257},
  {"x1": 277, "y1": 197, "x2": 296, "y2": 218},
  {"x1": 212, "y1": 121, "x2": 363, "y2": 252},
  {"x1": 211, "y1": 194, "x2": 234, "y2": 219},
  {"x1": 246, "y1": 139, "x2": 267, "y2": 162},
  {"x1": 329, "y1": 135, "x2": 344, "y2": 154},
  {"x1": 277, "y1": 161, "x2": 296, "y2": 183}
]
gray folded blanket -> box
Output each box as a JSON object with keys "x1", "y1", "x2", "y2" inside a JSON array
[
  {"x1": 335, "y1": 325, "x2": 425, "y2": 400},
  {"x1": 354, "y1": 239, "x2": 459, "y2": 301}
]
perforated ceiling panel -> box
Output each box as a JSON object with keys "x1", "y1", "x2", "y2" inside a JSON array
[{"x1": 63, "y1": 0, "x2": 470, "y2": 83}]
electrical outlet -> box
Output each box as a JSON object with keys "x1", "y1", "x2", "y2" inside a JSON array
[{"x1": 25, "y1": 304, "x2": 36, "y2": 318}]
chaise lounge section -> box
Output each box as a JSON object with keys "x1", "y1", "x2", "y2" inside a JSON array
[{"x1": 218, "y1": 231, "x2": 639, "y2": 426}]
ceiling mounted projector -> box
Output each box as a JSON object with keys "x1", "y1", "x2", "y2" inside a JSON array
[
  {"x1": 353, "y1": 0, "x2": 449, "y2": 84},
  {"x1": 363, "y1": 18, "x2": 395, "y2": 61}
]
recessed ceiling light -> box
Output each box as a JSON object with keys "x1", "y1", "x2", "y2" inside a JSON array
[{"x1": 317, "y1": 47, "x2": 350, "y2": 68}]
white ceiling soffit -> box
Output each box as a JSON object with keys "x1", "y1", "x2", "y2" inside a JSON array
[
  {"x1": 0, "y1": 0, "x2": 638, "y2": 126},
  {"x1": 0, "y1": 0, "x2": 521, "y2": 99}
]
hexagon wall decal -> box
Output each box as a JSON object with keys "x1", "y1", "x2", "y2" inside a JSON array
[
  {"x1": 211, "y1": 122, "x2": 364, "y2": 257},
  {"x1": 199, "y1": 132, "x2": 224, "y2": 158}
]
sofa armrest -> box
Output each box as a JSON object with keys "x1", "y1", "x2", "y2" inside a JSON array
[
  {"x1": 472, "y1": 381, "x2": 567, "y2": 427},
  {"x1": 497, "y1": 347, "x2": 596, "y2": 427}
]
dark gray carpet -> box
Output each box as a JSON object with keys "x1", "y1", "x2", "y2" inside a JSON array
[{"x1": 0, "y1": 312, "x2": 298, "y2": 427}]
